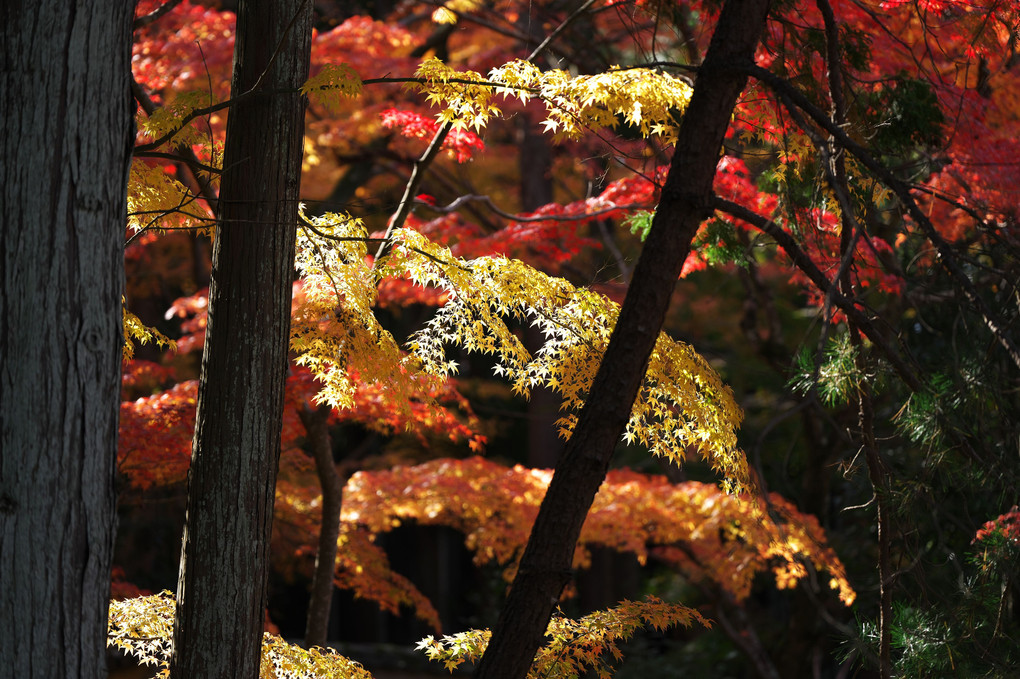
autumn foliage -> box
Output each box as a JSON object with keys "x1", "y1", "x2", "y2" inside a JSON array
[{"x1": 109, "y1": 0, "x2": 1020, "y2": 676}]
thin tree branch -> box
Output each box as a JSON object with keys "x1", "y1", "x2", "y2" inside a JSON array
[
  {"x1": 298, "y1": 403, "x2": 344, "y2": 649},
  {"x1": 373, "y1": 123, "x2": 451, "y2": 263},
  {"x1": 133, "y1": 0, "x2": 183, "y2": 30},
  {"x1": 714, "y1": 594, "x2": 782, "y2": 679},
  {"x1": 744, "y1": 63, "x2": 1020, "y2": 370},
  {"x1": 713, "y1": 198, "x2": 924, "y2": 392},
  {"x1": 131, "y1": 76, "x2": 220, "y2": 206},
  {"x1": 526, "y1": 0, "x2": 599, "y2": 62},
  {"x1": 814, "y1": 3, "x2": 893, "y2": 673},
  {"x1": 420, "y1": 193, "x2": 650, "y2": 224},
  {"x1": 134, "y1": 151, "x2": 222, "y2": 176}
]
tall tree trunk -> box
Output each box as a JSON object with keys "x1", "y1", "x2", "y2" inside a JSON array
[
  {"x1": 472, "y1": 2, "x2": 772, "y2": 679},
  {"x1": 168, "y1": 1, "x2": 313, "y2": 677},
  {"x1": 0, "y1": 2, "x2": 134, "y2": 677}
]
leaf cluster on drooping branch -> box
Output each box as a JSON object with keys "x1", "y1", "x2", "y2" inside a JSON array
[
  {"x1": 123, "y1": 304, "x2": 177, "y2": 362},
  {"x1": 127, "y1": 158, "x2": 216, "y2": 235},
  {"x1": 287, "y1": 202, "x2": 745, "y2": 484},
  {"x1": 416, "y1": 595, "x2": 709, "y2": 679},
  {"x1": 360, "y1": 225, "x2": 747, "y2": 486},
  {"x1": 336, "y1": 457, "x2": 855, "y2": 609},
  {"x1": 289, "y1": 210, "x2": 485, "y2": 441},
  {"x1": 398, "y1": 57, "x2": 694, "y2": 141}
]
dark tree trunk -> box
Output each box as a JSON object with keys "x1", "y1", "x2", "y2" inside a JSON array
[
  {"x1": 168, "y1": 1, "x2": 313, "y2": 677},
  {"x1": 0, "y1": 2, "x2": 134, "y2": 677},
  {"x1": 518, "y1": 117, "x2": 563, "y2": 468},
  {"x1": 300, "y1": 404, "x2": 344, "y2": 648},
  {"x1": 471, "y1": 3, "x2": 772, "y2": 679}
]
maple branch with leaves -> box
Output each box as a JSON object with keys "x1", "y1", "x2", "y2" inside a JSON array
[{"x1": 743, "y1": 62, "x2": 1020, "y2": 371}]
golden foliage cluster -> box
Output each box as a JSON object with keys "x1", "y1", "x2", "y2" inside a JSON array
[
  {"x1": 108, "y1": 591, "x2": 375, "y2": 679},
  {"x1": 138, "y1": 91, "x2": 213, "y2": 149},
  {"x1": 411, "y1": 57, "x2": 693, "y2": 141},
  {"x1": 108, "y1": 592, "x2": 705, "y2": 679},
  {"x1": 290, "y1": 210, "x2": 449, "y2": 422},
  {"x1": 290, "y1": 215, "x2": 746, "y2": 489},
  {"x1": 417, "y1": 596, "x2": 708, "y2": 679},
  {"x1": 126, "y1": 159, "x2": 215, "y2": 236},
  {"x1": 300, "y1": 63, "x2": 363, "y2": 114},
  {"x1": 123, "y1": 302, "x2": 177, "y2": 361}
]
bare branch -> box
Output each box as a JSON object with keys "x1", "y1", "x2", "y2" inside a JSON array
[{"x1": 133, "y1": 0, "x2": 183, "y2": 30}]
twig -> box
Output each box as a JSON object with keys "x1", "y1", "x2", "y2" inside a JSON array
[
  {"x1": 744, "y1": 62, "x2": 1020, "y2": 370},
  {"x1": 526, "y1": 0, "x2": 599, "y2": 62},
  {"x1": 373, "y1": 123, "x2": 451, "y2": 263},
  {"x1": 713, "y1": 197, "x2": 925, "y2": 392},
  {"x1": 131, "y1": 76, "x2": 220, "y2": 207},
  {"x1": 133, "y1": 151, "x2": 222, "y2": 176},
  {"x1": 421, "y1": 193, "x2": 650, "y2": 224},
  {"x1": 816, "y1": 7, "x2": 894, "y2": 672},
  {"x1": 133, "y1": 0, "x2": 182, "y2": 30}
]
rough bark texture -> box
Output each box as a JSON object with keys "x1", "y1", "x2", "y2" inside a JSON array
[
  {"x1": 471, "y1": 3, "x2": 772, "y2": 679},
  {"x1": 0, "y1": 2, "x2": 134, "y2": 677},
  {"x1": 168, "y1": 1, "x2": 313, "y2": 677}
]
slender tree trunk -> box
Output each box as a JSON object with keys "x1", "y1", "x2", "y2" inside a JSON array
[
  {"x1": 518, "y1": 117, "x2": 563, "y2": 468},
  {"x1": 472, "y1": 3, "x2": 771, "y2": 679},
  {"x1": 300, "y1": 404, "x2": 344, "y2": 648},
  {"x1": 0, "y1": 2, "x2": 134, "y2": 677},
  {"x1": 168, "y1": 1, "x2": 313, "y2": 677},
  {"x1": 815, "y1": 0, "x2": 893, "y2": 672}
]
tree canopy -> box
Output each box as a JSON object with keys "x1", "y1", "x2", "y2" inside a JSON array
[{"x1": 106, "y1": 0, "x2": 1020, "y2": 677}]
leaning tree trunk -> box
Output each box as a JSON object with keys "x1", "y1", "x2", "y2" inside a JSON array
[
  {"x1": 168, "y1": 1, "x2": 313, "y2": 677},
  {"x1": 471, "y1": 2, "x2": 772, "y2": 679},
  {"x1": 0, "y1": 2, "x2": 134, "y2": 677}
]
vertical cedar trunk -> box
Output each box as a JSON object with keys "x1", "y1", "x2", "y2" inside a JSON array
[
  {"x1": 471, "y1": 3, "x2": 772, "y2": 679},
  {"x1": 0, "y1": 2, "x2": 133, "y2": 677},
  {"x1": 168, "y1": 1, "x2": 313, "y2": 677}
]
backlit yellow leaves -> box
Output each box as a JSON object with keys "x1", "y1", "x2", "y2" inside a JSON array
[
  {"x1": 409, "y1": 57, "x2": 693, "y2": 140},
  {"x1": 138, "y1": 90, "x2": 213, "y2": 149},
  {"x1": 417, "y1": 596, "x2": 708, "y2": 679},
  {"x1": 413, "y1": 57, "x2": 500, "y2": 131},
  {"x1": 260, "y1": 634, "x2": 374, "y2": 679},
  {"x1": 123, "y1": 303, "x2": 177, "y2": 361},
  {"x1": 107, "y1": 591, "x2": 375, "y2": 679},
  {"x1": 293, "y1": 217, "x2": 745, "y2": 486},
  {"x1": 491, "y1": 60, "x2": 693, "y2": 141},
  {"x1": 127, "y1": 159, "x2": 215, "y2": 236},
  {"x1": 430, "y1": 0, "x2": 482, "y2": 24},
  {"x1": 373, "y1": 227, "x2": 746, "y2": 487},
  {"x1": 108, "y1": 591, "x2": 175, "y2": 676},
  {"x1": 291, "y1": 210, "x2": 444, "y2": 419},
  {"x1": 301, "y1": 63, "x2": 363, "y2": 114}
]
